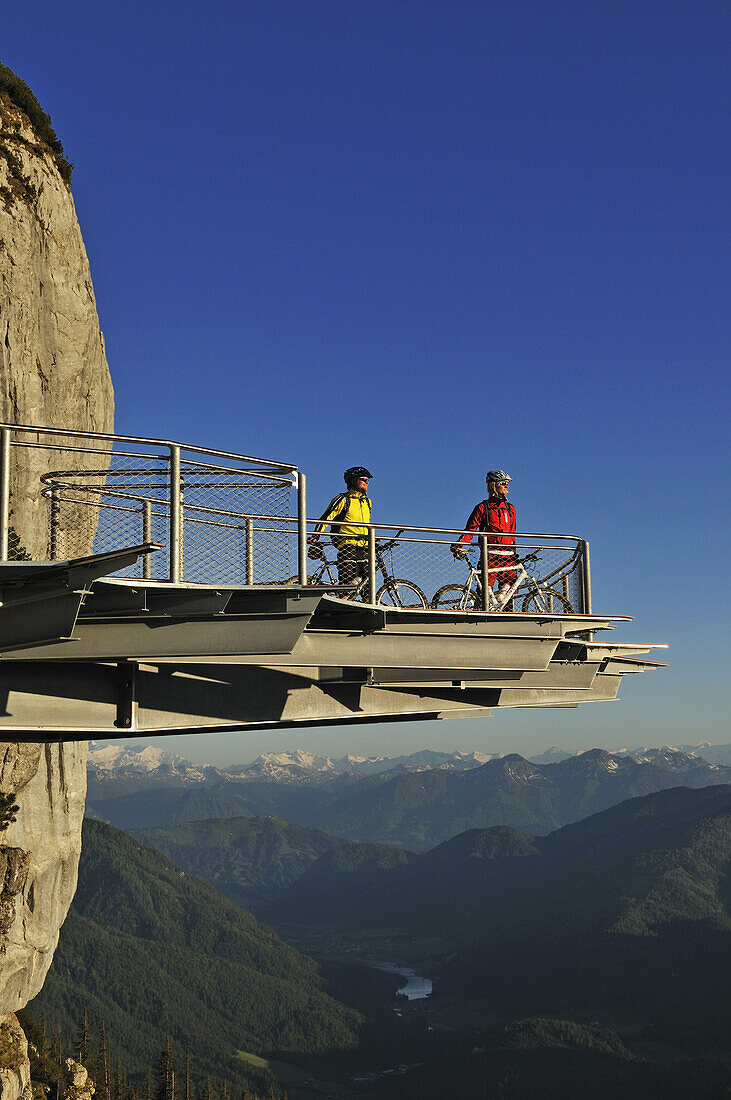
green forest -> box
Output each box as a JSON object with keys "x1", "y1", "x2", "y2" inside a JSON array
[
  {"x1": 30, "y1": 820, "x2": 360, "y2": 1093},
  {"x1": 27, "y1": 785, "x2": 731, "y2": 1097}
]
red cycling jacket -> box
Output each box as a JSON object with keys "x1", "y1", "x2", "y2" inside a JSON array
[{"x1": 457, "y1": 499, "x2": 516, "y2": 546}]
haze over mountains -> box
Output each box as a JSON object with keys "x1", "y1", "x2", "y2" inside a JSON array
[
  {"x1": 264, "y1": 784, "x2": 731, "y2": 941},
  {"x1": 87, "y1": 742, "x2": 731, "y2": 850},
  {"x1": 89, "y1": 740, "x2": 731, "y2": 788}
]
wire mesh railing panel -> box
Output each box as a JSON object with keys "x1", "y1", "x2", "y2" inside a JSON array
[
  {"x1": 299, "y1": 521, "x2": 587, "y2": 612},
  {"x1": 24, "y1": 428, "x2": 299, "y2": 583},
  {"x1": 2, "y1": 424, "x2": 591, "y2": 608},
  {"x1": 180, "y1": 465, "x2": 293, "y2": 583},
  {"x1": 45, "y1": 449, "x2": 173, "y2": 575},
  {"x1": 380, "y1": 534, "x2": 584, "y2": 612}
]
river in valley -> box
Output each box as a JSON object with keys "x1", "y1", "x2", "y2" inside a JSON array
[{"x1": 365, "y1": 960, "x2": 433, "y2": 1000}]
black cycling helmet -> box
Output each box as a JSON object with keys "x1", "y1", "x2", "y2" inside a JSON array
[
  {"x1": 486, "y1": 469, "x2": 512, "y2": 483},
  {"x1": 344, "y1": 466, "x2": 373, "y2": 486}
]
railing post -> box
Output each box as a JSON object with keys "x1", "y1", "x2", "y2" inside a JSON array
[
  {"x1": 169, "y1": 446, "x2": 182, "y2": 583},
  {"x1": 142, "y1": 500, "x2": 152, "y2": 579},
  {"x1": 246, "y1": 518, "x2": 254, "y2": 585},
  {"x1": 0, "y1": 429, "x2": 10, "y2": 560},
  {"x1": 479, "y1": 535, "x2": 491, "y2": 611},
  {"x1": 49, "y1": 485, "x2": 60, "y2": 560},
  {"x1": 368, "y1": 527, "x2": 377, "y2": 603},
  {"x1": 297, "y1": 472, "x2": 307, "y2": 585},
  {"x1": 581, "y1": 539, "x2": 592, "y2": 614}
]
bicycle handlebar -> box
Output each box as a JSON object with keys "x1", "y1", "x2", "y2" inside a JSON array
[{"x1": 376, "y1": 528, "x2": 404, "y2": 552}]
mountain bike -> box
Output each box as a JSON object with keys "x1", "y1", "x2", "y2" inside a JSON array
[
  {"x1": 431, "y1": 546, "x2": 574, "y2": 613},
  {"x1": 288, "y1": 531, "x2": 428, "y2": 609}
]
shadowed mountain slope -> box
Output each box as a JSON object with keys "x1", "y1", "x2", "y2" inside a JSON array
[
  {"x1": 31, "y1": 819, "x2": 361, "y2": 1089},
  {"x1": 265, "y1": 785, "x2": 731, "y2": 1057},
  {"x1": 132, "y1": 815, "x2": 339, "y2": 910},
  {"x1": 264, "y1": 785, "x2": 731, "y2": 942}
]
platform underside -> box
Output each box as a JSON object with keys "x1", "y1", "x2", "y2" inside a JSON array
[{"x1": 0, "y1": 562, "x2": 665, "y2": 736}]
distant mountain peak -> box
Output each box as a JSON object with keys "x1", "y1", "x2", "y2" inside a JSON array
[{"x1": 89, "y1": 742, "x2": 195, "y2": 772}]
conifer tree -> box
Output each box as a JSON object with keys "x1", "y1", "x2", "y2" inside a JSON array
[
  {"x1": 145, "y1": 1066, "x2": 154, "y2": 1100},
  {"x1": 182, "y1": 1048, "x2": 192, "y2": 1100},
  {"x1": 97, "y1": 1018, "x2": 111, "y2": 1100},
  {"x1": 220, "y1": 1083, "x2": 230, "y2": 1100},
  {"x1": 76, "y1": 1010, "x2": 92, "y2": 1064},
  {"x1": 157, "y1": 1036, "x2": 176, "y2": 1100},
  {"x1": 39, "y1": 1011, "x2": 48, "y2": 1058},
  {"x1": 113, "y1": 1057, "x2": 124, "y2": 1100}
]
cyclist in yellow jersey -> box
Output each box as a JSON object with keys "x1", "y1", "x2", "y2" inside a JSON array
[{"x1": 308, "y1": 466, "x2": 373, "y2": 585}]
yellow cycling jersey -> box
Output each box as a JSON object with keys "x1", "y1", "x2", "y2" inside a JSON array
[{"x1": 315, "y1": 491, "x2": 372, "y2": 546}]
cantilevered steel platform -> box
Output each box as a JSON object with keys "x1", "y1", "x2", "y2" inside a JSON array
[{"x1": 0, "y1": 424, "x2": 666, "y2": 736}]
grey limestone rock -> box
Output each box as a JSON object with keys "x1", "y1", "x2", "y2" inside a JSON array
[
  {"x1": 62, "y1": 1057, "x2": 95, "y2": 1099},
  {"x1": 0, "y1": 1013, "x2": 32, "y2": 1100},
  {"x1": 0, "y1": 742, "x2": 86, "y2": 1014},
  {"x1": 0, "y1": 69, "x2": 115, "y2": 1086},
  {"x1": 0, "y1": 91, "x2": 114, "y2": 559}
]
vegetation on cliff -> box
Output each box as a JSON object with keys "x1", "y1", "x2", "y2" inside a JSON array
[{"x1": 0, "y1": 62, "x2": 72, "y2": 182}]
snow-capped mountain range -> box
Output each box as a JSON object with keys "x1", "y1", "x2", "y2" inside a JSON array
[
  {"x1": 87, "y1": 741, "x2": 731, "y2": 791},
  {"x1": 87, "y1": 743, "x2": 501, "y2": 787}
]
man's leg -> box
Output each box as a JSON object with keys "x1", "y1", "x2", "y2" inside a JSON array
[
  {"x1": 488, "y1": 555, "x2": 517, "y2": 611},
  {"x1": 353, "y1": 546, "x2": 368, "y2": 596},
  {"x1": 501, "y1": 567, "x2": 518, "y2": 611},
  {"x1": 337, "y1": 545, "x2": 358, "y2": 586}
]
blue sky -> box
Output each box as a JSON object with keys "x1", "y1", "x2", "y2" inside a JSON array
[{"x1": 4, "y1": 0, "x2": 729, "y2": 762}]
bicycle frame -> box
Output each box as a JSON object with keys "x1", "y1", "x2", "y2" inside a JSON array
[
  {"x1": 457, "y1": 548, "x2": 554, "y2": 612},
  {"x1": 350, "y1": 541, "x2": 400, "y2": 601},
  {"x1": 305, "y1": 535, "x2": 421, "y2": 607}
]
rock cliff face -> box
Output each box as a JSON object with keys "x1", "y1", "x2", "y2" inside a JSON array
[
  {"x1": 0, "y1": 743, "x2": 86, "y2": 1014},
  {"x1": 0, "y1": 65, "x2": 115, "y2": 1090},
  {"x1": 0, "y1": 1013, "x2": 31, "y2": 1100},
  {"x1": 0, "y1": 87, "x2": 114, "y2": 559}
]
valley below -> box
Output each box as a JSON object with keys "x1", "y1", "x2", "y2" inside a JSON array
[{"x1": 24, "y1": 742, "x2": 731, "y2": 1097}]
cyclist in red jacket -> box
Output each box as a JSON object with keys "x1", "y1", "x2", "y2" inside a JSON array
[{"x1": 451, "y1": 470, "x2": 518, "y2": 609}]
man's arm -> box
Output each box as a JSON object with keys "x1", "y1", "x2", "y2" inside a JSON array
[
  {"x1": 451, "y1": 502, "x2": 485, "y2": 556},
  {"x1": 308, "y1": 494, "x2": 348, "y2": 550}
]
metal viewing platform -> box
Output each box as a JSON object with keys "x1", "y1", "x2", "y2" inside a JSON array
[{"x1": 0, "y1": 424, "x2": 665, "y2": 735}]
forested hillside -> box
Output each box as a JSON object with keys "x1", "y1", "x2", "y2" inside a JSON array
[
  {"x1": 29, "y1": 788, "x2": 731, "y2": 1098},
  {"x1": 133, "y1": 816, "x2": 338, "y2": 909},
  {"x1": 30, "y1": 820, "x2": 361, "y2": 1091},
  {"x1": 265, "y1": 785, "x2": 731, "y2": 944}
]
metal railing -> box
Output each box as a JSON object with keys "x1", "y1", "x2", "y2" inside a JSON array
[
  {"x1": 0, "y1": 424, "x2": 591, "y2": 611},
  {"x1": 0, "y1": 424, "x2": 304, "y2": 584},
  {"x1": 296, "y1": 520, "x2": 591, "y2": 614}
]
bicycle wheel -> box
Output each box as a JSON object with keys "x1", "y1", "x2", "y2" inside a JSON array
[
  {"x1": 284, "y1": 570, "x2": 336, "y2": 586},
  {"x1": 376, "y1": 579, "x2": 428, "y2": 609},
  {"x1": 521, "y1": 587, "x2": 573, "y2": 613},
  {"x1": 430, "y1": 584, "x2": 478, "y2": 611}
]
